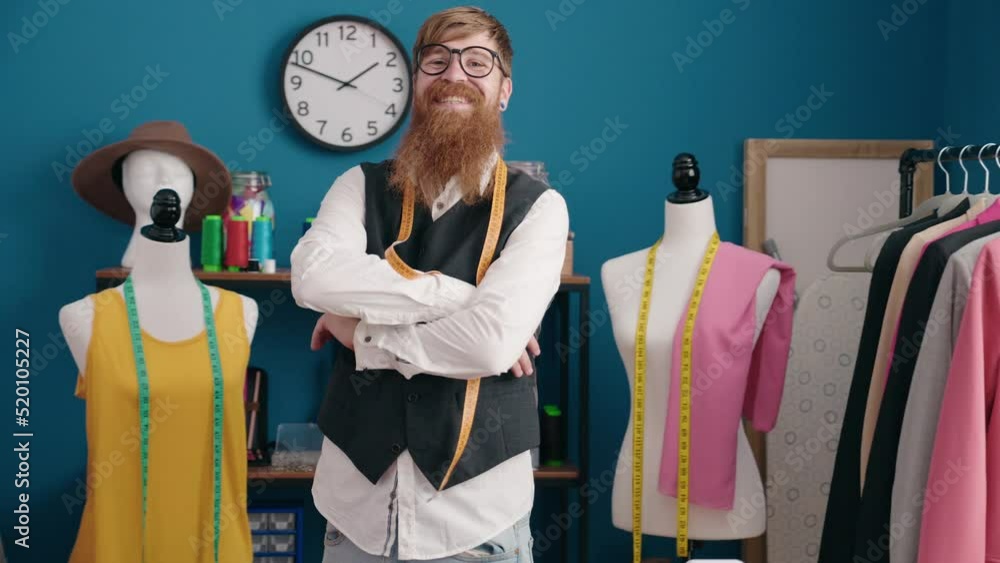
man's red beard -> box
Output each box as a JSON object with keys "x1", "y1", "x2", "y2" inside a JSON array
[{"x1": 389, "y1": 80, "x2": 505, "y2": 208}]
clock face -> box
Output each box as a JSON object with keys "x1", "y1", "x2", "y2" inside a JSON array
[{"x1": 281, "y1": 16, "x2": 413, "y2": 152}]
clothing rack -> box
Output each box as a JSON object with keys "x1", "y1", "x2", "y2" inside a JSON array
[{"x1": 898, "y1": 144, "x2": 1000, "y2": 218}]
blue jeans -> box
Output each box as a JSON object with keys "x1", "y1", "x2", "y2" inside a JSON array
[{"x1": 321, "y1": 513, "x2": 534, "y2": 562}]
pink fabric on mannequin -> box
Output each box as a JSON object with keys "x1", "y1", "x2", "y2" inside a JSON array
[{"x1": 657, "y1": 242, "x2": 796, "y2": 510}]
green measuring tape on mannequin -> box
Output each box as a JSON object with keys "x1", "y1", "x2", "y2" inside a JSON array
[
  {"x1": 633, "y1": 232, "x2": 720, "y2": 562},
  {"x1": 124, "y1": 276, "x2": 224, "y2": 563}
]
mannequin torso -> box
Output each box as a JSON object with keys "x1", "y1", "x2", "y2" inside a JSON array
[
  {"x1": 59, "y1": 235, "x2": 258, "y2": 376},
  {"x1": 63, "y1": 149, "x2": 253, "y2": 370},
  {"x1": 601, "y1": 195, "x2": 779, "y2": 539}
]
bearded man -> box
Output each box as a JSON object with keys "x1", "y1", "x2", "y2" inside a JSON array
[{"x1": 290, "y1": 6, "x2": 569, "y2": 563}]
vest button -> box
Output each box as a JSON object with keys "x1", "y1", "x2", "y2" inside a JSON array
[
  {"x1": 407, "y1": 393, "x2": 419, "y2": 403},
  {"x1": 391, "y1": 443, "x2": 402, "y2": 454}
]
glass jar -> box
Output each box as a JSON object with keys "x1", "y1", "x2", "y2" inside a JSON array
[{"x1": 227, "y1": 172, "x2": 275, "y2": 255}]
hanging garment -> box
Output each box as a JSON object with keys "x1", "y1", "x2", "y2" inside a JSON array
[
  {"x1": 918, "y1": 238, "x2": 1000, "y2": 563},
  {"x1": 818, "y1": 202, "x2": 967, "y2": 563},
  {"x1": 767, "y1": 273, "x2": 870, "y2": 563},
  {"x1": 854, "y1": 218, "x2": 1000, "y2": 562},
  {"x1": 891, "y1": 232, "x2": 1000, "y2": 563},
  {"x1": 69, "y1": 287, "x2": 253, "y2": 563},
  {"x1": 860, "y1": 198, "x2": 986, "y2": 485},
  {"x1": 656, "y1": 242, "x2": 796, "y2": 510}
]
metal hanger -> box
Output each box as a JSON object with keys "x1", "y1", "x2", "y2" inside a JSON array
[
  {"x1": 827, "y1": 146, "x2": 960, "y2": 272},
  {"x1": 958, "y1": 144, "x2": 974, "y2": 196},
  {"x1": 971, "y1": 143, "x2": 999, "y2": 208},
  {"x1": 933, "y1": 145, "x2": 972, "y2": 217}
]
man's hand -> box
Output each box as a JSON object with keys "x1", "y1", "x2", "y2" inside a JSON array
[
  {"x1": 310, "y1": 313, "x2": 361, "y2": 351},
  {"x1": 510, "y1": 336, "x2": 541, "y2": 377}
]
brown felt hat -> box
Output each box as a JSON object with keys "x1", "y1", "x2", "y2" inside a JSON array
[{"x1": 71, "y1": 121, "x2": 231, "y2": 231}]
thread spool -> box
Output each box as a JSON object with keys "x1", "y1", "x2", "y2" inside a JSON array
[
  {"x1": 225, "y1": 217, "x2": 249, "y2": 272},
  {"x1": 201, "y1": 215, "x2": 223, "y2": 272},
  {"x1": 540, "y1": 405, "x2": 564, "y2": 467},
  {"x1": 252, "y1": 217, "x2": 273, "y2": 261}
]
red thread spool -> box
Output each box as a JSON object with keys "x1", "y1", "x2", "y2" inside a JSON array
[{"x1": 225, "y1": 217, "x2": 249, "y2": 271}]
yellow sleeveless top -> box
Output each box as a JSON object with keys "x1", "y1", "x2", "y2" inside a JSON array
[{"x1": 69, "y1": 286, "x2": 252, "y2": 563}]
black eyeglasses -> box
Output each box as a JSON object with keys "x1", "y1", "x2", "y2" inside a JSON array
[{"x1": 416, "y1": 44, "x2": 509, "y2": 78}]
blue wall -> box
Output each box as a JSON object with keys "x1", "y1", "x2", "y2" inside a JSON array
[
  {"x1": 3, "y1": 0, "x2": 948, "y2": 561},
  {"x1": 943, "y1": 0, "x2": 1000, "y2": 180}
]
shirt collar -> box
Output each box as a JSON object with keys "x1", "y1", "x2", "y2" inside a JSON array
[{"x1": 442, "y1": 151, "x2": 500, "y2": 197}]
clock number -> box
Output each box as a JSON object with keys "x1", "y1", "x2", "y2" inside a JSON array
[
  {"x1": 291, "y1": 49, "x2": 313, "y2": 65},
  {"x1": 386, "y1": 52, "x2": 397, "y2": 67},
  {"x1": 371, "y1": 32, "x2": 376, "y2": 48},
  {"x1": 367, "y1": 121, "x2": 378, "y2": 136},
  {"x1": 316, "y1": 120, "x2": 327, "y2": 135},
  {"x1": 339, "y1": 25, "x2": 357, "y2": 41},
  {"x1": 385, "y1": 103, "x2": 397, "y2": 117},
  {"x1": 341, "y1": 127, "x2": 353, "y2": 142},
  {"x1": 297, "y1": 101, "x2": 309, "y2": 116},
  {"x1": 316, "y1": 31, "x2": 329, "y2": 47},
  {"x1": 290, "y1": 75, "x2": 302, "y2": 90},
  {"x1": 393, "y1": 77, "x2": 403, "y2": 92}
]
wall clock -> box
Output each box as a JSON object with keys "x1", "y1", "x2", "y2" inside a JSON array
[{"x1": 281, "y1": 15, "x2": 413, "y2": 152}]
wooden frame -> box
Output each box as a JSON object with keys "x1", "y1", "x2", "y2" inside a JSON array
[{"x1": 741, "y1": 138, "x2": 934, "y2": 563}]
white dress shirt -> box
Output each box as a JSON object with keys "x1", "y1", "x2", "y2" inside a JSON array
[{"x1": 290, "y1": 161, "x2": 569, "y2": 560}]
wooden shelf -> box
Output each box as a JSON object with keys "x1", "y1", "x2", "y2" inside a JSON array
[
  {"x1": 247, "y1": 465, "x2": 315, "y2": 481},
  {"x1": 247, "y1": 464, "x2": 580, "y2": 482},
  {"x1": 97, "y1": 267, "x2": 292, "y2": 284},
  {"x1": 97, "y1": 267, "x2": 590, "y2": 287},
  {"x1": 534, "y1": 464, "x2": 581, "y2": 481}
]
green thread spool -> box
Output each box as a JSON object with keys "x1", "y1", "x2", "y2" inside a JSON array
[
  {"x1": 541, "y1": 404, "x2": 564, "y2": 467},
  {"x1": 201, "y1": 215, "x2": 223, "y2": 272}
]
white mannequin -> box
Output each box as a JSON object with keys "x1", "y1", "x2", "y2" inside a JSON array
[
  {"x1": 120, "y1": 150, "x2": 195, "y2": 268},
  {"x1": 601, "y1": 195, "x2": 780, "y2": 540},
  {"x1": 60, "y1": 150, "x2": 257, "y2": 377}
]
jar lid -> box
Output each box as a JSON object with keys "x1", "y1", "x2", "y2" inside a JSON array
[{"x1": 233, "y1": 171, "x2": 271, "y2": 190}]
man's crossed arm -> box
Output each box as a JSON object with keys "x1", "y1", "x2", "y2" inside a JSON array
[{"x1": 290, "y1": 165, "x2": 569, "y2": 380}]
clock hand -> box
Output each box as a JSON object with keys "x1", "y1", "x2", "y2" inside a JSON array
[
  {"x1": 350, "y1": 86, "x2": 395, "y2": 111},
  {"x1": 336, "y1": 62, "x2": 380, "y2": 91},
  {"x1": 290, "y1": 63, "x2": 357, "y2": 89}
]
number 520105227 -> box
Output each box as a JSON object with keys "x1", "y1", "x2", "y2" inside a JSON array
[{"x1": 15, "y1": 329, "x2": 29, "y2": 427}]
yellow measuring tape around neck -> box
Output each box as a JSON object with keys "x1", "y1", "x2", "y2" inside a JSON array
[
  {"x1": 385, "y1": 160, "x2": 508, "y2": 491},
  {"x1": 633, "y1": 231, "x2": 720, "y2": 562}
]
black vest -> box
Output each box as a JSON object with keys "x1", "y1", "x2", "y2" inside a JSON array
[{"x1": 317, "y1": 160, "x2": 548, "y2": 490}]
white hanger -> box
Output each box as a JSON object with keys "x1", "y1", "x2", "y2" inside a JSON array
[
  {"x1": 827, "y1": 146, "x2": 959, "y2": 272},
  {"x1": 933, "y1": 146, "x2": 971, "y2": 218},
  {"x1": 957, "y1": 145, "x2": 974, "y2": 195},
  {"x1": 971, "y1": 143, "x2": 999, "y2": 208}
]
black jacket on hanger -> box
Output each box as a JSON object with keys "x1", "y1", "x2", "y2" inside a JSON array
[
  {"x1": 818, "y1": 200, "x2": 970, "y2": 563},
  {"x1": 853, "y1": 215, "x2": 1000, "y2": 562}
]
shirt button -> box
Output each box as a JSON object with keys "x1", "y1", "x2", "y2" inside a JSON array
[
  {"x1": 407, "y1": 393, "x2": 419, "y2": 403},
  {"x1": 436, "y1": 202, "x2": 444, "y2": 209},
  {"x1": 391, "y1": 443, "x2": 402, "y2": 454},
  {"x1": 364, "y1": 336, "x2": 372, "y2": 343}
]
